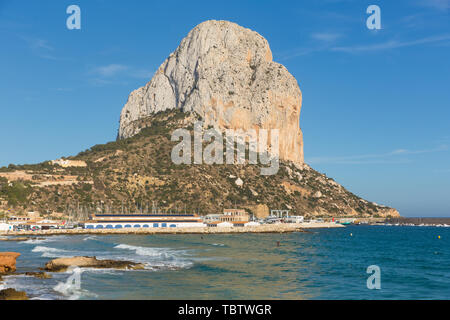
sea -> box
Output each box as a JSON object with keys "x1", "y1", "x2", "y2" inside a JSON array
[{"x1": 1, "y1": 225, "x2": 449, "y2": 300}]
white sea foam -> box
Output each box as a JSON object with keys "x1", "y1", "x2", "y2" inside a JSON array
[
  {"x1": 83, "y1": 235, "x2": 99, "y2": 241},
  {"x1": 24, "y1": 238, "x2": 49, "y2": 244},
  {"x1": 1, "y1": 274, "x2": 62, "y2": 300},
  {"x1": 115, "y1": 244, "x2": 171, "y2": 256},
  {"x1": 24, "y1": 235, "x2": 70, "y2": 245},
  {"x1": 114, "y1": 244, "x2": 193, "y2": 270},
  {"x1": 212, "y1": 243, "x2": 225, "y2": 247},
  {"x1": 32, "y1": 246, "x2": 70, "y2": 258},
  {"x1": 77, "y1": 267, "x2": 120, "y2": 275}
]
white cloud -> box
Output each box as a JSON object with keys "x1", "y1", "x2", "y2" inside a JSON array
[
  {"x1": 331, "y1": 34, "x2": 450, "y2": 53},
  {"x1": 307, "y1": 145, "x2": 448, "y2": 165},
  {"x1": 20, "y1": 36, "x2": 60, "y2": 60},
  {"x1": 89, "y1": 64, "x2": 155, "y2": 86},
  {"x1": 311, "y1": 32, "x2": 342, "y2": 42},
  {"x1": 417, "y1": 0, "x2": 450, "y2": 11},
  {"x1": 92, "y1": 64, "x2": 128, "y2": 77},
  {"x1": 279, "y1": 33, "x2": 450, "y2": 60},
  {"x1": 30, "y1": 39, "x2": 53, "y2": 51}
]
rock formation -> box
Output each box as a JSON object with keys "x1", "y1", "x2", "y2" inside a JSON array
[
  {"x1": 0, "y1": 252, "x2": 20, "y2": 274},
  {"x1": 24, "y1": 272, "x2": 52, "y2": 279},
  {"x1": 0, "y1": 288, "x2": 28, "y2": 300},
  {"x1": 44, "y1": 256, "x2": 145, "y2": 272},
  {"x1": 118, "y1": 20, "x2": 304, "y2": 164},
  {"x1": 0, "y1": 237, "x2": 30, "y2": 242}
]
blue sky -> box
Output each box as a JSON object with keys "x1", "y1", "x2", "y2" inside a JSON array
[{"x1": 0, "y1": 0, "x2": 449, "y2": 216}]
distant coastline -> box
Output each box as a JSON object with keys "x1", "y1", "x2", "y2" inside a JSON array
[{"x1": 385, "y1": 217, "x2": 450, "y2": 226}]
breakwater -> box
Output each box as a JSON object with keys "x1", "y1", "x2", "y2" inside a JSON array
[{"x1": 385, "y1": 217, "x2": 450, "y2": 226}]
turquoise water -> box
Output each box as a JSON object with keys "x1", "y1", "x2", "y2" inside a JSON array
[{"x1": 1, "y1": 226, "x2": 449, "y2": 300}]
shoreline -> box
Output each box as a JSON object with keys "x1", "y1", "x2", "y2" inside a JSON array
[{"x1": 0, "y1": 222, "x2": 343, "y2": 237}]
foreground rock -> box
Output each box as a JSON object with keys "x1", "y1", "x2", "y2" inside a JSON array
[
  {"x1": 0, "y1": 237, "x2": 29, "y2": 242},
  {"x1": 0, "y1": 252, "x2": 21, "y2": 274},
  {"x1": 24, "y1": 272, "x2": 52, "y2": 279},
  {"x1": 0, "y1": 288, "x2": 28, "y2": 300},
  {"x1": 118, "y1": 20, "x2": 304, "y2": 164},
  {"x1": 44, "y1": 256, "x2": 145, "y2": 272}
]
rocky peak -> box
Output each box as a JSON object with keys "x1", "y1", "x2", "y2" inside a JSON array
[{"x1": 118, "y1": 20, "x2": 304, "y2": 164}]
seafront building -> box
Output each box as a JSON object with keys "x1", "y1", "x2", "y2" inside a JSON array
[
  {"x1": 221, "y1": 209, "x2": 249, "y2": 222},
  {"x1": 84, "y1": 213, "x2": 206, "y2": 229},
  {"x1": 84, "y1": 209, "x2": 254, "y2": 229},
  {"x1": 0, "y1": 223, "x2": 13, "y2": 231},
  {"x1": 203, "y1": 209, "x2": 250, "y2": 223},
  {"x1": 6, "y1": 211, "x2": 63, "y2": 231},
  {"x1": 202, "y1": 209, "x2": 257, "y2": 227}
]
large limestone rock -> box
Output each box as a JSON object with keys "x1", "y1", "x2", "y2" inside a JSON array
[
  {"x1": 118, "y1": 20, "x2": 304, "y2": 164},
  {"x1": 0, "y1": 288, "x2": 28, "y2": 300},
  {"x1": 44, "y1": 256, "x2": 145, "y2": 272},
  {"x1": 0, "y1": 252, "x2": 20, "y2": 274}
]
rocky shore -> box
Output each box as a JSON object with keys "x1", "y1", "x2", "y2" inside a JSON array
[
  {"x1": 0, "y1": 237, "x2": 31, "y2": 242},
  {"x1": 0, "y1": 288, "x2": 28, "y2": 300},
  {"x1": 0, "y1": 252, "x2": 146, "y2": 299},
  {"x1": 0, "y1": 252, "x2": 29, "y2": 300},
  {"x1": 0, "y1": 252, "x2": 20, "y2": 273},
  {"x1": 44, "y1": 256, "x2": 145, "y2": 272}
]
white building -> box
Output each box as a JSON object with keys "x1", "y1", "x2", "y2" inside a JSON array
[
  {"x1": 0, "y1": 223, "x2": 12, "y2": 231},
  {"x1": 244, "y1": 221, "x2": 260, "y2": 227},
  {"x1": 285, "y1": 216, "x2": 304, "y2": 223},
  {"x1": 84, "y1": 213, "x2": 206, "y2": 229}
]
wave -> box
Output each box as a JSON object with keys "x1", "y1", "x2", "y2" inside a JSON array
[
  {"x1": 1, "y1": 274, "x2": 62, "y2": 300},
  {"x1": 24, "y1": 238, "x2": 50, "y2": 244},
  {"x1": 83, "y1": 235, "x2": 99, "y2": 241},
  {"x1": 1, "y1": 270, "x2": 100, "y2": 300},
  {"x1": 32, "y1": 246, "x2": 70, "y2": 258},
  {"x1": 24, "y1": 236, "x2": 71, "y2": 245},
  {"x1": 114, "y1": 244, "x2": 193, "y2": 270},
  {"x1": 114, "y1": 244, "x2": 174, "y2": 257}
]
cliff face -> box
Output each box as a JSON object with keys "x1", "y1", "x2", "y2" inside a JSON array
[{"x1": 118, "y1": 20, "x2": 304, "y2": 164}]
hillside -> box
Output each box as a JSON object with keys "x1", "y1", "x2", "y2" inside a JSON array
[{"x1": 0, "y1": 110, "x2": 399, "y2": 219}]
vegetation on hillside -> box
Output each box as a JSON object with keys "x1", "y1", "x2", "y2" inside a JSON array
[{"x1": 0, "y1": 110, "x2": 397, "y2": 218}]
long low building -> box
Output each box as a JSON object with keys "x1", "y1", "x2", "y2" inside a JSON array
[{"x1": 84, "y1": 213, "x2": 206, "y2": 229}]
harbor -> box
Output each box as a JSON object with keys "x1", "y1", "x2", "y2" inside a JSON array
[
  {"x1": 1, "y1": 221, "x2": 343, "y2": 237},
  {"x1": 0, "y1": 207, "x2": 346, "y2": 237}
]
